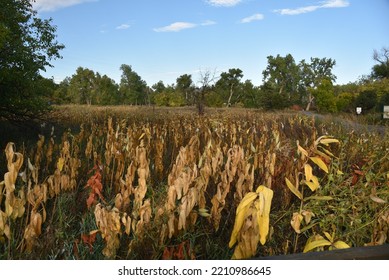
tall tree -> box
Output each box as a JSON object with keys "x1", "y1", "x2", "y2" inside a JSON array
[
  {"x1": 262, "y1": 54, "x2": 299, "y2": 101},
  {"x1": 176, "y1": 74, "x2": 194, "y2": 105},
  {"x1": 311, "y1": 78, "x2": 337, "y2": 113},
  {"x1": 299, "y1": 57, "x2": 336, "y2": 110},
  {"x1": 0, "y1": 0, "x2": 64, "y2": 121},
  {"x1": 216, "y1": 68, "x2": 243, "y2": 107},
  {"x1": 68, "y1": 67, "x2": 97, "y2": 105},
  {"x1": 119, "y1": 64, "x2": 147, "y2": 105},
  {"x1": 371, "y1": 47, "x2": 389, "y2": 79},
  {"x1": 95, "y1": 74, "x2": 119, "y2": 105}
]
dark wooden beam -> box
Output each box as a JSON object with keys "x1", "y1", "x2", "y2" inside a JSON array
[{"x1": 257, "y1": 244, "x2": 389, "y2": 260}]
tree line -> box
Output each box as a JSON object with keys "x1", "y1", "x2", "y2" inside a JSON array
[
  {"x1": 51, "y1": 50, "x2": 389, "y2": 115},
  {"x1": 1, "y1": 0, "x2": 388, "y2": 122}
]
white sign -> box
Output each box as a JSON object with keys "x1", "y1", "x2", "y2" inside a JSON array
[
  {"x1": 384, "y1": 106, "x2": 389, "y2": 119},
  {"x1": 356, "y1": 107, "x2": 362, "y2": 115}
]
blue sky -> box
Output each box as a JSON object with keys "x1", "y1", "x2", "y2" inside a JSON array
[{"x1": 34, "y1": 0, "x2": 389, "y2": 87}]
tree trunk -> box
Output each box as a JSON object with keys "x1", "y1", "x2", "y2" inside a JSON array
[
  {"x1": 227, "y1": 84, "x2": 234, "y2": 107},
  {"x1": 305, "y1": 94, "x2": 314, "y2": 111}
]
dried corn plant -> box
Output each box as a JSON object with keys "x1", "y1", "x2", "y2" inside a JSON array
[
  {"x1": 211, "y1": 145, "x2": 245, "y2": 230},
  {"x1": 0, "y1": 143, "x2": 25, "y2": 241},
  {"x1": 229, "y1": 185, "x2": 273, "y2": 259},
  {"x1": 94, "y1": 203, "x2": 121, "y2": 258},
  {"x1": 163, "y1": 135, "x2": 200, "y2": 239}
]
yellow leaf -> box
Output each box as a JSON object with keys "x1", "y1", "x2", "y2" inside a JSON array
[
  {"x1": 320, "y1": 147, "x2": 335, "y2": 158},
  {"x1": 255, "y1": 186, "x2": 273, "y2": 245},
  {"x1": 138, "y1": 132, "x2": 145, "y2": 140},
  {"x1": 291, "y1": 212, "x2": 303, "y2": 233},
  {"x1": 57, "y1": 158, "x2": 65, "y2": 172},
  {"x1": 323, "y1": 231, "x2": 333, "y2": 243},
  {"x1": 301, "y1": 210, "x2": 315, "y2": 224},
  {"x1": 333, "y1": 241, "x2": 350, "y2": 249},
  {"x1": 297, "y1": 145, "x2": 308, "y2": 158},
  {"x1": 337, "y1": 170, "x2": 344, "y2": 175},
  {"x1": 310, "y1": 157, "x2": 328, "y2": 173},
  {"x1": 319, "y1": 138, "x2": 339, "y2": 145},
  {"x1": 304, "y1": 176, "x2": 320, "y2": 192},
  {"x1": 285, "y1": 178, "x2": 303, "y2": 200},
  {"x1": 304, "y1": 195, "x2": 333, "y2": 201},
  {"x1": 303, "y1": 238, "x2": 332, "y2": 253},
  {"x1": 304, "y1": 164, "x2": 313, "y2": 182},
  {"x1": 198, "y1": 208, "x2": 211, "y2": 217},
  {"x1": 229, "y1": 192, "x2": 258, "y2": 248}
]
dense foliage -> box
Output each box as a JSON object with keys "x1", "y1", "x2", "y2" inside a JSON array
[
  {"x1": 52, "y1": 53, "x2": 389, "y2": 116},
  {"x1": 0, "y1": 0, "x2": 64, "y2": 122}
]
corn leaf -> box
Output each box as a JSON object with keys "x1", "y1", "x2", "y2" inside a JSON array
[
  {"x1": 319, "y1": 138, "x2": 339, "y2": 145},
  {"x1": 57, "y1": 158, "x2": 65, "y2": 172},
  {"x1": 255, "y1": 186, "x2": 274, "y2": 245},
  {"x1": 297, "y1": 145, "x2": 308, "y2": 157},
  {"x1": 304, "y1": 164, "x2": 313, "y2": 182},
  {"x1": 333, "y1": 241, "x2": 350, "y2": 249},
  {"x1": 310, "y1": 157, "x2": 328, "y2": 173},
  {"x1": 229, "y1": 192, "x2": 258, "y2": 248},
  {"x1": 323, "y1": 231, "x2": 333, "y2": 242},
  {"x1": 303, "y1": 238, "x2": 332, "y2": 253},
  {"x1": 285, "y1": 178, "x2": 303, "y2": 200}
]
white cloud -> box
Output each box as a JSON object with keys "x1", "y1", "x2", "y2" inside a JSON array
[
  {"x1": 201, "y1": 20, "x2": 217, "y2": 26},
  {"x1": 240, "y1": 13, "x2": 264, "y2": 23},
  {"x1": 274, "y1": 0, "x2": 349, "y2": 15},
  {"x1": 153, "y1": 22, "x2": 197, "y2": 32},
  {"x1": 116, "y1": 24, "x2": 130, "y2": 30},
  {"x1": 206, "y1": 0, "x2": 242, "y2": 7},
  {"x1": 321, "y1": 0, "x2": 350, "y2": 8},
  {"x1": 33, "y1": 0, "x2": 97, "y2": 12}
]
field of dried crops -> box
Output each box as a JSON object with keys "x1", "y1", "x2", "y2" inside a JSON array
[{"x1": 1, "y1": 106, "x2": 388, "y2": 259}]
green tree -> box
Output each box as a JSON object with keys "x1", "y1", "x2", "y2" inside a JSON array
[
  {"x1": 95, "y1": 74, "x2": 119, "y2": 105},
  {"x1": 371, "y1": 47, "x2": 389, "y2": 80},
  {"x1": 68, "y1": 67, "x2": 97, "y2": 105},
  {"x1": 119, "y1": 64, "x2": 147, "y2": 105},
  {"x1": 241, "y1": 80, "x2": 260, "y2": 108},
  {"x1": 262, "y1": 54, "x2": 299, "y2": 102},
  {"x1": 176, "y1": 74, "x2": 194, "y2": 105},
  {"x1": 53, "y1": 77, "x2": 71, "y2": 104},
  {"x1": 299, "y1": 57, "x2": 336, "y2": 111},
  {"x1": 215, "y1": 68, "x2": 243, "y2": 107},
  {"x1": 0, "y1": 0, "x2": 64, "y2": 121},
  {"x1": 311, "y1": 78, "x2": 337, "y2": 113},
  {"x1": 258, "y1": 82, "x2": 289, "y2": 110}
]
